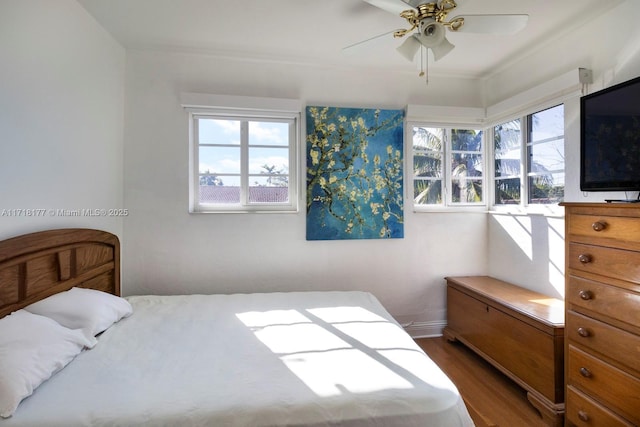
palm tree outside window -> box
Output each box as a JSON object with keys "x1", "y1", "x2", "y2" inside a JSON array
[{"x1": 412, "y1": 126, "x2": 484, "y2": 207}]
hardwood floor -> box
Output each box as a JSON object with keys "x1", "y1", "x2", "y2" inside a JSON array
[{"x1": 416, "y1": 336, "x2": 549, "y2": 427}]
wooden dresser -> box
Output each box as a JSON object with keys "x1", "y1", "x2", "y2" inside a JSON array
[
  {"x1": 562, "y1": 203, "x2": 640, "y2": 426},
  {"x1": 443, "y1": 276, "x2": 565, "y2": 426}
]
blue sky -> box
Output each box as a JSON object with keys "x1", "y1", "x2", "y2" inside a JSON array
[{"x1": 198, "y1": 118, "x2": 290, "y2": 186}]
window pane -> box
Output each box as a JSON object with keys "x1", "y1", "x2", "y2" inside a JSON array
[
  {"x1": 249, "y1": 178, "x2": 289, "y2": 203},
  {"x1": 494, "y1": 119, "x2": 521, "y2": 153},
  {"x1": 528, "y1": 105, "x2": 564, "y2": 204},
  {"x1": 198, "y1": 118, "x2": 240, "y2": 145},
  {"x1": 250, "y1": 172, "x2": 289, "y2": 189},
  {"x1": 452, "y1": 179, "x2": 483, "y2": 203},
  {"x1": 199, "y1": 184, "x2": 240, "y2": 204},
  {"x1": 529, "y1": 139, "x2": 564, "y2": 167},
  {"x1": 414, "y1": 152, "x2": 442, "y2": 178},
  {"x1": 414, "y1": 179, "x2": 442, "y2": 204},
  {"x1": 192, "y1": 112, "x2": 297, "y2": 212},
  {"x1": 494, "y1": 120, "x2": 521, "y2": 185},
  {"x1": 528, "y1": 139, "x2": 564, "y2": 178},
  {"x1": 529, "y1": 175, "x2": 564, "y2": 204},
  {"x1": 530, "y1": 105, "x2": 564, "y2": 141},
  {"x1": 529, "y1": 139, "x2": 564, "y2": 203},
  {"x1": 451, "y1": 129, "x2": 483, "y2": 151},
  {"x1": 495, "y1": 178, "x2": 521, "y2": 204},
  {"x1": 412, "y1": 127, "x2": 443, "y2": 206},
  {"x1": 494, "y1": 158, "x2": 520, "y2": 178},
  {"x1": 199, "y1": 146, "x2": 240, "y2": 174},
  {"x1": 249, "y1": 146, "x2": 289, "y2": 175},
  {"x1": 249, "y1": 121, "x2": 289, "y2": 147},
  {"x1": 494, "y1": 119, "x2": 521, "y2": 182},
  {"x1": 413, "y1": 127, "x2": 444, "y2": 150},
  {"x1": 452, "y1": 153, "x2": 483, "y2": 177}
]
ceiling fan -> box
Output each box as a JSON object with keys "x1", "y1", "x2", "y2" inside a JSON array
[{"x1": 348, "y1": 0, "x2": 528, "y2": 73}]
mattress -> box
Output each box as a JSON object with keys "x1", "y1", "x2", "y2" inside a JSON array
[{"x1": 2, "y1": 291, "x2": 474, "y2": 426}]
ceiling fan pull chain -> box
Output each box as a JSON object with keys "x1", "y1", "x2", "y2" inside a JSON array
[
  {"x1": 418, "y1": 46, "x2": 428, "y2": 85},
  {"x1": 425, "y1": 49, "x2": 429, "y2": 85}
]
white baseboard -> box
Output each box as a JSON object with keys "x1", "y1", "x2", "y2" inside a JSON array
[{"x1": 402, "y1": 320, "x2": 447, "y2": 338}]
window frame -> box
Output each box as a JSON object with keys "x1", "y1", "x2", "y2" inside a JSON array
[
  {"x1": 408, "y1": 122, "x2": 487, "y2": 211},
  {"x1": 489, "y1": 103, "x2": 565, "y2": 214},
  {"x1": 188, "y1": 108, "x2": 300, "y2": 213}
]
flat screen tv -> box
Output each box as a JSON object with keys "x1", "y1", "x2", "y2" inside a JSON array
[{"x1": 580, "y1": 75, "x2": 640, "y2": 197}]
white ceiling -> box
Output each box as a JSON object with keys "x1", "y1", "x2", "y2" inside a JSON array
[{"x1": 78, "y1": 0, "x2": 618, "y2": 80}]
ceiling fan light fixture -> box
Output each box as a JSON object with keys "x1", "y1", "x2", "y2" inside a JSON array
[
  {"x1": 396, "y1": 34, "x2": 421, "y2": 61},
  {"x1": 429, "y1": 36, "x2": 455, "y2": 61}
]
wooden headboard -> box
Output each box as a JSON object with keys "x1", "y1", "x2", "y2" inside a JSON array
[{"x1": 0, "y1": 228, "x2": 120, "y2": 318}]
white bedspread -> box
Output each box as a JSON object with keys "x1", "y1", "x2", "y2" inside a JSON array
[{"x1": 3, "y1": 291, "x2": 474, "y2": 426}]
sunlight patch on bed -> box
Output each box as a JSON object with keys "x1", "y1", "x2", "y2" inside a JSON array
[
  {"x1": 236, "y1": 307, "x2": 416, "y2": 397},
  {"x1": 377, "y1": 349, "x2": 457, "y2": 393},
  {"x1": 237, "y1": 310, "x2": 350, "y2": 354},
  {"x1": 281, "y1": 349, "x2": 413, "y2": 397},
  {"x1": 306, "y1": 306, "x2": 387, "y2": 323}
]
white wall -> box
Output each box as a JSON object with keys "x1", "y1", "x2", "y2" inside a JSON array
[
  {"x1": 122, "y1": 50, "x2": 488, "y2": 335},
  {"x1": 5, "y1": 0, "x2": 640, "y2": 333},
  {"x1": 0, "y1": 0, "x2": 125, "y2": 239},
  {"x1": 122, "y1": 0, "x2": 640, "y2": 328},
  {"x1": 486, "y1": 0, "x2": 640, "y2": 295}
]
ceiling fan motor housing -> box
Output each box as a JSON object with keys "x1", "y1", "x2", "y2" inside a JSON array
[{"x1": 418, "y1": 18, "x2": 445, "y2": 46}]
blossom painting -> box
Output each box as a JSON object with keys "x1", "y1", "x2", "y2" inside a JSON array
[{"x1": 306, "y1": 106, "x2": 404, "y2": 240}]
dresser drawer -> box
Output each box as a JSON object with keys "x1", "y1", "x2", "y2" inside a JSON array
[
  {"x1": 569, "y1": 214, "x2": 640, "y2": 243},
  {"x1": 567, "y1": 311, "x2": 640, "y2": 373},
  {"x1": 566, "y1": 386, "x2": 634, "y2": 427},
  {"x1": 568, "y1": 346, "x2": 640, "y2": 424},
  {"x1": 568, "y1": 242, "x2": 640, "y2": 284},
  {"x1": 567, "y1": 276, "x2": 640, "y2": 328}
]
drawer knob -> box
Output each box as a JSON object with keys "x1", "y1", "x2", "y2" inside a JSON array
[
  {"x1": 592, "y1": 221, "x2": 607, "y2": 232},
  {"x1": 577, "y1": 327, "x2": 591, "y2": 337},
  {"x1": 578, "y1": 254, "x2": 592, "y2": 264},
  {"x1": 580, "y1": 367, "x2": 592, "y2": 378},
  {"x1": 578, "y1": 410, "x2": 590, "y2": 422},
  {"x1": 579, "y1": 290, "x2": 593, "y2": 300}
]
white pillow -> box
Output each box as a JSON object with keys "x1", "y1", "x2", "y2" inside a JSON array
[
  {"x1": 25, "y1": 287, "x2": 133, "y2": 336},
  {"x1": 0, "y1": 310, "x2": 97, "y2": 418}
]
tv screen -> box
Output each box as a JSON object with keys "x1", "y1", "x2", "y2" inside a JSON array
[{"x1": 580, "y1": 75, "x2": 640, "y2": 192}]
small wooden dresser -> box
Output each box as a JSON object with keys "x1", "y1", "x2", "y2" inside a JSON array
[
  {"x1": 562, "y1": 203, "x2": 640, "y2": 426},
  {"x1": 444, "y1": 276, "x2": 565, "y2": 426}
]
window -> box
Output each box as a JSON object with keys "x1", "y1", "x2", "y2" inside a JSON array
[
  {"x1": 494, "y1": 119, "x2": 522, "y2": 204},
  {"x1": 493, "y1": 104, "x2": 564, "y2": 207},
  {"x1": 189, "y1": 111, "x2": 299, "y2": 212},
  {"x1": 412, "y1": 125, "x2": 484, "y2": 207}
]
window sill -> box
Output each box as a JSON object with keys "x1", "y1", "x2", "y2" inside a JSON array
[
  {"x1": 488, "y1": 205, "x2": 565, "y2": 218},
  {"x1": 190, "y1": 204, "x2": 299, "y2": 214},
  {"x1": 413, "y1": 205, "x2": 489, "y2": 214}
]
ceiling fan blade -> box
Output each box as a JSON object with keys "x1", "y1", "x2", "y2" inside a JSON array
[
  {"x1": 396, "y1": 35, "x2": 421, "y2": 61},
  {"x1": 362, "y1": 0, "x2": 415, "y2": 16},
  {"x1": 402, "y1": 0, "x2": 432, "y2": 8},
  {"x1": 342, "y1": 29, "x2": 398, "y2": 52},
  {"x1": 451, "y1": 14, "x2": 529, "y2": 34},
  {"x1": 430, "y1": 36, "x2": 455, "y2": 61}
]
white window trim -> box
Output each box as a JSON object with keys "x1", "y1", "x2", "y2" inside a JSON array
[
  {"x1": 405, "y1": 69, "x2": 583, "y2": 214},
  {"x1": 407, "y1": 121, "x2": 488, "y2": 212},
  {"x1": 489, "y1": 104, "x2": 566, "y2": 216},
  {"x1": 182, "y1": 94, "x2": 301, "y2": 213}
]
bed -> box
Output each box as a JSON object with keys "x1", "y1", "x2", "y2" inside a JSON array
[{"x1": 0, "y1": 228, "x2": 475, "y2": 426}]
